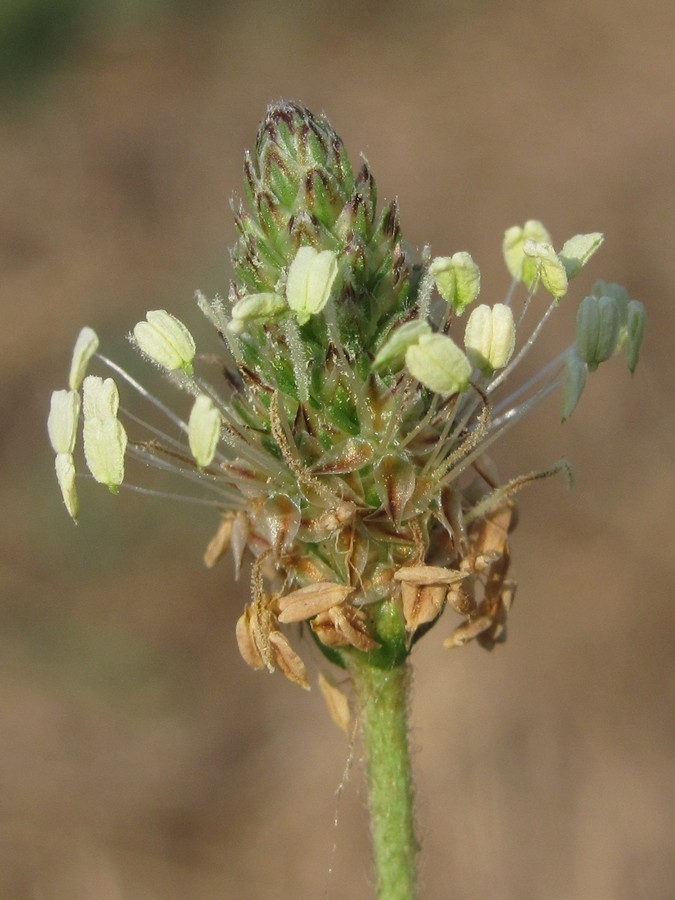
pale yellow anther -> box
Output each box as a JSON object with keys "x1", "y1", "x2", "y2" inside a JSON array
[
  {"x1": 227, "y1": 292, "x2": 288, "y2": 333},
  {"x1": 405, "y1": 333, "x2": 472, "y2": 395},
  {"x1": 82, "y1": 376, "x2": 119, "y2": 421},
  {"x1": 48, "y1": 389, "x2": 80, "y2": 455},
  {"x1": 82, "y1": 375, "x2": 127, "y2": 490},
  {"x1": 523, "y1": 240, "x2": 568, "y2": 298},
  {"x1": 503, "y1": 220, "x2": 552, "y2": 287},
  {"x1": 286, "y1": 246, "x2": 338, "y2": 325},
  {"x1": 625, "y1": 300, "x2": 646, "y2": 375},
  {"x1": 188, "y1": 394, "x2": 221, "y2": 468},
  {"x1": 83, "y1": 417, "x2": 127, "y2": 490},
  {"x1": 68, "y1": 327, "x2": 99, "y2": 391},
  {"x1": 429, "y1": 252, "x2": 481, "y2": 314},
  {"x1": 54, "y1": 453, "x2": 78, "y2": 521},
  {"x1": 559, "y1": 233, "x2": 604, "y2": 279},
  {"x1": 464, "y1": 303, "x2": 516, "y2": 376},
  {"x1": 372, "y1": 320, "x2": 431, "y2": 372},
  {"x1": 133, "y1": 309, "x2": 196, "y2": 374}
]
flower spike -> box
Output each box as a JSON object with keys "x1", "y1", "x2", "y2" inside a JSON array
[{"x1": 47, "y1": 103, "x2": 646, "y2": 696}]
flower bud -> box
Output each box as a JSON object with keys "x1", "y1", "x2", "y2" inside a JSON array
[
  {"x1": 188, "y1": 394, "x2": 221, "y2": 467},
  {"x1": 464, "y1": 304, "x2": 516, "y2": 375},
  {"x1": 48, "y1": 389, "x2": 80, "y2": 455},
  {"x1": 227, "y1": 292, "x2": 288, "y2": 334},
  {"x1": 68, "y1": 327, "x2": 99, "y2": 390},
  {"x1": 523, "y1": 240, "x2": 568, "y2": 299},
  {"x1": 503, "y1": 220, "x2": 552, "y2": 286},
  {"x1": 624, "y1": 299, "x2": 646, "y2": 375},
  {"x1": 133, "y1": 310, "x2": 196, "y2": 374},
  {"x1": 559, "y1": 232, "x2": 604, "y2": 279},
  {"x1": 286, "y1": 246, "x2": 338, "y2": 325},
  {"x1": 372, "y1": 320, "x2": 431, "y2": 372},
  {"x1": 576, "y1": 294, "x2": 622, "y2": 371},
  {"x1": 54, "y1": 453, "x2": 78, "y2": 521},
  {"x1": 429, "y1": 252, "x2": 480, "y2": 314},
  {"x1": 405, "y1": 333, "x2": 472, "y2": 395}
]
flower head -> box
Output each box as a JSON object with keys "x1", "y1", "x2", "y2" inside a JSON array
[{"x1": 48, "y1": 102, "x2": 646, "y2": 686}]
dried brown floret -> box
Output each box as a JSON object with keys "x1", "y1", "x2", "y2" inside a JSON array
[
  {"x1": 318, "y1": 672, "x2": 351, "y2": 733},
  {"x1": 236, "y1": 604, "x2": 265, "y2": 670},
  {"x1": 311, "y1": 603, "x2": 380, "y2": 652},
  {"x1": 268, "y1": 630, "x2": 310, "y2": 690},
  {"x1": 203, "y1": 513, "x2": 234, "y2": 568},
  {"x1": 401, "y1": 582, "x2": 446, "y2": 632},
  {"x1": 394, "y1": 564, "x2": 468, "y2": 585},
  {"x1": 277, "y1": 582, "x2": 354, "y2": 623}
]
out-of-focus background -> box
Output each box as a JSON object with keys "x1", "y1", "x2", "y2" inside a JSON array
[{"x1": 2, "y1": 0, "x2": 673, "y2": 897}]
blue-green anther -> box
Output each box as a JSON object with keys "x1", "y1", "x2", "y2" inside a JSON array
[
  {"x1": 576, "y1": 294, "x2": 622, "y2": 371},
  {"x1": 625, "y1": 300, "x2": 646, "y2": 374}
]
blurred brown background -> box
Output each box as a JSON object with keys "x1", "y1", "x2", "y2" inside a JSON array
[{"x1": 1, "y1": 0, "x2": 673, "y2": 897}]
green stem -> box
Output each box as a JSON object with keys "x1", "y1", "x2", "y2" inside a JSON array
[{"x1": 348, "y1": 656, "x2": 418, "y2": 900}]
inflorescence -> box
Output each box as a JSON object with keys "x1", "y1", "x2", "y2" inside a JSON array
[{"x1": 48, "y1": 102, "x2": 646, "y2": 691}]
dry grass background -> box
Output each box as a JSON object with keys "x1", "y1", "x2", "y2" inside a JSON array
[{"x1": 1, "y1": 1, "x2": 674, "y2": 897}]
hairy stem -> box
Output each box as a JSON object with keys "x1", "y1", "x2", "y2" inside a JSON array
[{"x1": 348, "y1": 656, "x2": 418, "y2": 900}]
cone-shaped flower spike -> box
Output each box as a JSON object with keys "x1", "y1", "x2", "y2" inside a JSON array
[{"x1": 47, "y1": 101, "x2": 646, "y2": 679}]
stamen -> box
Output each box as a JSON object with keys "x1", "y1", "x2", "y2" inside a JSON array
[{"x1": 97, "y1": 353, "x2": 188, "y2": 434}]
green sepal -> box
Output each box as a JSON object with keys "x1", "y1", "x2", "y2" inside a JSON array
[{"x1": 327, "y1": 383, "x2": 360, "y2": 435}]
